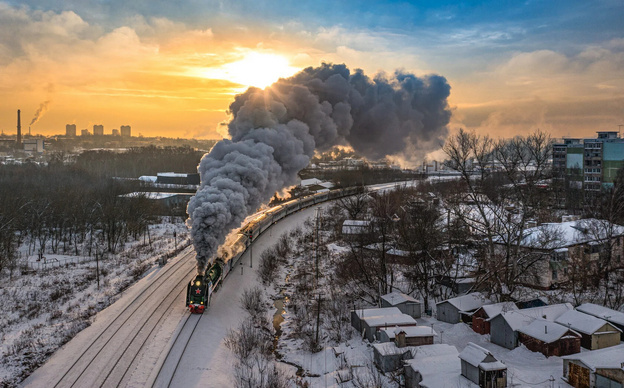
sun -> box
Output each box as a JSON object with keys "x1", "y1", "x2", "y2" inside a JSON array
[{"x1": 198, "y1": 52, "x2": 300, "y2": 90}]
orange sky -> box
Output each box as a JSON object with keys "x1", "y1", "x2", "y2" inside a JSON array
[{"x1": 1, "y1": 2, "x2": 623, "y2": 141}]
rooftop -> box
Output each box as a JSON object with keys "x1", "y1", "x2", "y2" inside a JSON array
[
  {"x1": 555, "y1": 310, "x2": 621, "y2": 335},
  {"x1": 518, "y1": 319, "x2": 579, "y2": 343},
  {"x1": 576, "y1": 303, "x2": 624, "y2": 326},
  {"x1": 438, "y1": 292, "x2": 490, "y2": 313},
  {"x1": 563, "y1": 344, "x2": 624, "y2": 371}
]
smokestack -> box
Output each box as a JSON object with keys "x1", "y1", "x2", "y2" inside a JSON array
[{"x1": 16, "y1": 109, "x2": 21, "y2": 147}]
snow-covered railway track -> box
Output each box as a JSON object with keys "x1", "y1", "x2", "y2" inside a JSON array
[
  {"x1": 39, "y1": 249, "x2": 196, "y2": 388},
  {"x1": 151, "y1": 312, "x2": 203, "y2": 388}
]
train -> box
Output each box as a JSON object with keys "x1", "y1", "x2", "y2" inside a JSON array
[{"x1": 185, "y1": 185, "x2": 363, "y2": 313}]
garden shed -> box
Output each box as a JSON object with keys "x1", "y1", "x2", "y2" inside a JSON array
[
  {"x1": 381, "y1": 291, "x2": 422, "y2": 318},
  {"x1": 436, "y1": 292, "x2": 490, "y2": 324},
  {"x1": 403, "y1": 344, "x2": 460, "y2": 388},
  {"x1": 517, "y1": 319, "x2": 581, "y2": 357},
  {"x1": 458, "y1": 342, "x2": 507, "y2": 387},
  {"x1": 372, "y1": 343, "x2": 417, "y2": 373},
  {"x1": 555, "y1": 310, "x2": 622, "y2": 350},
  {"x1": 576, "y1": 303, "x2": 624, "y2": 341},
  {"x1": 563, "y1": 344, "x2": 624, "y2": 388},
  {"x1": 350, "y1": 307, "x2": 401, "y2": 333},
  {"x1": 378, "y1": 326, "x2": 436, "y2": 347},
  {"x1": 472, "y1": 302, "x2": 518, "y2": 335}
]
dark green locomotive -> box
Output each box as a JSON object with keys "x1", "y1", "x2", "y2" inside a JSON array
[{"x1": 186, "y1": 261, "x2": 222, "y2": 313}]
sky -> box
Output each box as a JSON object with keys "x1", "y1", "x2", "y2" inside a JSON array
[{"x1": 1, "y1": 0, "x2": 623, "y2": 142}]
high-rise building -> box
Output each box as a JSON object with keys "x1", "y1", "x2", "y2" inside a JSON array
[
  {"x1": 66, "y1": 124, "x2": 76, "y2": 137},
  {"x1": 112, "y1": 129, "x2": 120, "y2": 136},
  {"x1": 553, "y1": 131, "x2": 624, "y2": 193},
  {"x1": 120, "y1": 125, "x2": 131, "y2": 137},
  {"x1": 93, "y1": 124, "x2": 104, "y2": 136},
  {"x1": 81, "y1": 129, "x2": 90, "y2": 136}
]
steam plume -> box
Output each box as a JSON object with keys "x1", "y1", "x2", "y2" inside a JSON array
[
  {"x1": 187, "y1": 63, "x2": 451, "y2": 273},
  {"x1": 30, "y1": 100, "x2": 51, "y2": 126}
]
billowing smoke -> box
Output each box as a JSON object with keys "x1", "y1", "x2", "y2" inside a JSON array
[
  {"x1": 187, "y1": 63, "x2": 451, "y2": 273},
  {"x1": 30, "y1": 100, "x2": 51, "y2": 126}
]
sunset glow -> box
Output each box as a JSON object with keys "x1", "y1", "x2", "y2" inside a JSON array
[{"x1": 195, "y1": 52, "x2": 300, "y2": 90}]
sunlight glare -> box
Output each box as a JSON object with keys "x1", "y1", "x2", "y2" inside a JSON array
[{"x1": 199, "y1": 52, "x2": 299, "y2": 90}]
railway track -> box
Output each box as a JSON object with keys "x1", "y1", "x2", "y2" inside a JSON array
[
  {"x1": 35, "y1": 248, "x2": 196, "y2": 388},
  {"x1": 151, "y1": 312, "x2": 203, "y2": 388}
]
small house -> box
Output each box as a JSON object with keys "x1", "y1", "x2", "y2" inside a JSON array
[
  {"x1": 562, "y1": 344, "x2": 624, "y2": 388},
  {"x1": 378, "y1": 326, "x2": 436, "y2": 347},
  {"x1": 489, "y1": 303, "x2": 573, "y2": 349},
  {"x1": 576, "y1": 303, "x2": 624, "y2": 341},
  {"x1": 472, "y1": 302, "x2": 518, "y2": 335},
  {"x1": 360, "y1": 313, "x2": 417, "y2": 342},
  {"x1": 351, "y1": 307, "x2": 402, "y2": 333},
  {"x1": 458, "y1": 342, "x2": 507, "y2": 387},
  {"x1": 381, "y1": 291, "x2": 422, "y2": 318},
  {"x1": 403, "y1": 344, "x2": 460, "y2": 388},
  {"x1": 372, "y1": 343, "x2": 417, "y2": 373},
  {"x1": 341, "y1": 220, "x2": 371, "y2": 238},
  {"x1": 517, "y1": 319, "x2": 581, "y2": 357},
  {"x1": 436, "y1": 292, "x2": 490, "y2": 324},
  {"x1": 554, "y1": 310, "x2": 622, "y2": 350}
]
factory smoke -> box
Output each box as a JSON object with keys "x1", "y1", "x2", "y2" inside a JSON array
[
  {"x1": 30, "y1": 100, "x2": 51, "y2": 126},
  {"x1": 187, "y1": 63, "x2": 451, "y2": 273}
]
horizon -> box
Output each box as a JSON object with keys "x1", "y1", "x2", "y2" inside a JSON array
[{"x1": 1, "y1": 1, "x2": 623, "y2": 143}]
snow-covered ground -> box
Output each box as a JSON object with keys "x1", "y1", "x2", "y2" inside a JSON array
[{"x1": 0, "y1": 220, "x2": 189, "y2": 387}]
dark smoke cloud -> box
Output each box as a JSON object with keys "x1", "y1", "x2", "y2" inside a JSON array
[
  {"x1": 30, "y1": 100, "x2": 51, "y2": 126},
  {"x1": 188, "y1": 63, "x2": 451, "y2": 273}
]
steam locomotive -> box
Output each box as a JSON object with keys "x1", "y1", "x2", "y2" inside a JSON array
[{"x1": 185, "y1": 186, "x2": 363, "y2": 313}]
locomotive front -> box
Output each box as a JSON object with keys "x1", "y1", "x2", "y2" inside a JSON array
[{"x1": 186, "y1": 275, "x2": 208, "y2": 314}]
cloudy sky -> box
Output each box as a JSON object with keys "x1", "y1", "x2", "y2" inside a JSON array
[{"x1": 1, "y1": 0, "x2": 623, "y2": 140}]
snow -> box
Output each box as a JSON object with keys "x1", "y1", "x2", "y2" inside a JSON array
[
  {"x1": 379, "y1": 326, "x2": 436, "y2": 339},
  {"x1": 480, "y1": 301, "x2": 518, "y2": 318},
  {"x1": 354, "y1": 307, "x2": 401, "y2": 318},
  {"x1": 562, "y1": 343, "x2": 624, "y2": 371},
  {"x1": 555, "y1": 309, "x2": 620, "y2": 335},
  {"x1": 380, "y1": 291, "x2": 419, "y2": 306},
  {"x1": 576, "y1": 303, "x2": 624, "y2": 326},
  {"x1": 157, "y1": 172, "x2": 189, "y2": 178},
  {"x1": 516, "y1": 218, "x2": 624, "y2": 249},
  {"x1": 362, "y1": 314, "x2": 416, "y2": 327},
  {"x1": 440, "y1": 292, "x2": 490, "y2": 312},
  {"x1": 341, "y1": 220, "x2": 370, "y2": 235},
  {"x1": 458, "y1": 342, "x2": 495, "y2": 367},
  {"x1": 479, "y1": 361, "x2": 506, "y2": 371},
  {"x1": 496, "y1": 303, "x2": 574, "y2": 330},
  {"x1": 518, "y1": 319, "x2": 578, "y2": 343},
  {"x1": 371, "y1": 342, "x2": 416, "y2": 356}
]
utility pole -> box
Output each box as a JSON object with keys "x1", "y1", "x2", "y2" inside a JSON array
[
  {"x1": 314, "y1": 207, "x2": 321, "y2": 284},
  {"x1": 95, "y1": 250, "x2": 100, "y2": 289}
]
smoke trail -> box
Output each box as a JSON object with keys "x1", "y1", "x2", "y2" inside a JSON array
[
  {"x1": 30, "y1": 100, "x2": 51, "y2": 126},
  {"x1": 187, "y1": 63, "x2": 451, "y2": 273}
]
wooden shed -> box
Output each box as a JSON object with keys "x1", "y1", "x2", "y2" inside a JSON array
[
  {"x1": 378, "y1": 326, "x2": 436, "y2": 347},
  {"x1": 517, "y1": 319, "x2": 581, "y2": 357},
  {"x1": 436, "y1": 292, "x2": 490, "y2": 324},
  {"x1": 458, "y1": 342, "x2": 507, "y2": 387},
  {"x1": 576, "y1": 303, "x2": 624, "y2": 341},
  {"x1": 372, "y1": 342, "x2": 416, "y2": 373},
  {"x1": 472, "y1": 302, "x2": 518, "y2": 335},
  {"x1": 350, "y1": 307, "x2": 401, "y2": 333},
  {"x1": 403, "y1": 344, "x2": 460, "y2": 388},
  {"x1": 563, "y1": 344, "x2": 624, "y2": 388},
  {"x1": 555, "y1": 310, "x2": 622, "y2": 350},
  {"x1": 351, "y1": 307, "x2": 417, "y2": 342},
  {"x1": 381, "y1": 291, "x2": 422, "y2": 318}
]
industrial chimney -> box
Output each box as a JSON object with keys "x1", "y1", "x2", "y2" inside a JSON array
[{"x1": 16, "y1": 109, "x2": 22, "y2": 148}]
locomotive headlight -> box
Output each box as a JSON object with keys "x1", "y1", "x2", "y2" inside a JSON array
[
  {"x1": 201, "y1": 302, "x2": 203, "y2": 304},
  {"x1": 196, "y1": 281, "x2": 201, "y2": 286}
]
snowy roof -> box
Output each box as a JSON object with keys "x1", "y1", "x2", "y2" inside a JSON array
[
  {"x1": 380, "y1": 326, "x2": 436, "y2": 339},
  {"x1": 381, "y1": 291, "x2": 419, "y2": 306},
  {"x1": 479, "y1": 302, "x2": 519, "y2": 318},
  {"x1": 120, "y1": 192, "x2": 188, "y2": 200},
  {"x1": 576, "y1": 303, "x2": 624, "y2": 326},
  {"x1": 138, "y1": 175, "x2": 157, "y2": 182},
  {"x1": 157, "y1": 172, "x2": 189, "y2": 177},
  {"x1": 372, "y1": 342, "x2": 417, "y2": 356},
  {"x1": 386, "y1": 248, "x2": 410, "y2": 256},
  {"x1": 562, "y1": 344, "x2": 624, "y2": 371},
  {"x1": 404, "y1": 345, "x2": 461, "y2": 388},
  {"x1": 353, "y1": 307, "x2": 401, "y2": 318},
  {"x1": 438, "y1": 292, "x2": 490, "y2": 312},
  {"x1": 496, "y1": 303, "x2": 574, "y2": 331},
  {"x1": 480, "y1": 361, "x2": 507, "y2": 371},
  {"x1": 458, "y1": 342, "x2": 495, "y2": 368},
  {"x1": 555, "y1": 310, "x2": 621, "y2": 335},
  {"x1": 362, "y1": 313, "x2": 416, "y2": 327},
  {"x1": 342, "y1": 220, "x2": 370, "y2": 234},
  {"x1": 508, "y1": 218, "x2": 624, "y2": 249},
  {"x1": 300, "y1": 178, "x2": 322, "y2": 187},
  {"x1": 518, "y1": 319, "x2": 579, "y2": 343}
]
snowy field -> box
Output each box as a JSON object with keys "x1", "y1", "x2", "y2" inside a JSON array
[{"x1": 0, "y1": 220, "x2": 190, "y2": 387}]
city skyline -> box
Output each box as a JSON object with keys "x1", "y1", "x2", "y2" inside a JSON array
[{"x1": 1, "y1": 0, "x2": 623, "y2": 141}]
